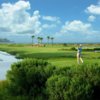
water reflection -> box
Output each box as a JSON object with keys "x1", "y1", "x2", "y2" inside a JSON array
[{"x1": 0, "y1": 51, "x2": 18, "y2": 80}]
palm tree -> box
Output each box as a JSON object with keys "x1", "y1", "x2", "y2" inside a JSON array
[
  {"x1": 37, "y1": 37, "x2": 41, "y2": 44},
  {"x1": 47, "y1": 36, "x2": 50, "y2": 44},
  {"x1": 31, "y1": 35, "x2": 35, "y2": 46},
  {"x1": 40, "y1": 37, "x2": 43, "y2": 44},
  {"x1": 51, "y1": 37, "x2": 54, "y2": 46}
]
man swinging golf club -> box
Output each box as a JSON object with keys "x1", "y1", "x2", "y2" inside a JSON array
[{"x1": 77, "y1": 44, "x2": 83, "y2": 64}]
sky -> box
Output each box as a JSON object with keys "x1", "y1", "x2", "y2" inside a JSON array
[{"x1": 0, "y1": 0, "x2": 100, "y2": 43}]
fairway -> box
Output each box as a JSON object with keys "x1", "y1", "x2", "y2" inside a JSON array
[{"x1": 0, "y1": 44, "x2": 99, "y2": 67}]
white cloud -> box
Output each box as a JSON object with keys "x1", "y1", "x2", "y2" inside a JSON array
[
  {"x1": 41, "y1": 16, "x2": 61, "y2": 30},
  {"x1": 42, "y1": 16, "x2": 61, "y2": 23},
  {"x1": 42, "y1": 24, "x2": 57, "y2": 29},
  {"x1": 0, "y1": 1, "x2": 62, "y2": 36},
  {"x1": 0, "y1": 1, "x2": 100, "y2": 43},
  {"x1": 88, "y1": 15, "x2": 96, "y2": 22},
  {"x1": 86, "y1": 4, "x2": 100, "y2": 15},
  {"x1": 61, "y1": 20, "x2": 92, "y2": 34},
  {"x1": 1, "y1": 0, "x2": 30, "y2": 12},
  {"x1": 54, "y1": 20, "x2": 100, "y2": 43},
  {"x1": 0, "y1": 1, "x2": 42, "y2": 34}
]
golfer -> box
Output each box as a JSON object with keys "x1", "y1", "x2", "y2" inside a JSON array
[{"x1": 77, "y1": 44, "x2": 83, "y2": 64}]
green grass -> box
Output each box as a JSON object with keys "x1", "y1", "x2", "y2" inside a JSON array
[{"x1": 0, "y1": 44, "x2": 100, "y2": 67}]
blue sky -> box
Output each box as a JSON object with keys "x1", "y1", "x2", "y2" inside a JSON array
[{"x1": 0, "y1": 0, "x2": 100, "y2": 43}]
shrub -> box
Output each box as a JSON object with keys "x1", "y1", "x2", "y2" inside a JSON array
[
  {"x1": 46, "y1": 75, "x2": 71, "y2": 100},
  {"x1": 63, "y1": 43, "x2": 68, "y2": 47},
  {"x1": 70, "y1": 47, "x2": 76, "y2": 51},
  {"x1": 1, "y1": 59, "x2": 100, "y2": 100},
  {"x1": 0, "y1": 80, "x2": 9, "y2": 100},
  {"x1": 83, "y1": 48, "x2": 94, "y2": 51},
  {"x1": 94, "y1": 47, "x2": 100, "y2": 51},
  {"x1": 6, "y1": 58, "x2": 55, "y2": 99},
  {"x1": 46, "y1": 63, "x2": 100, "y2": 100}
]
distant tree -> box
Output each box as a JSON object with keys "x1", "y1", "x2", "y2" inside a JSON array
[
  {"x1": 40, "y1": 37, "x2": 43, "y2": 44},
  {"x1": 47, "y1": 36, "x2": 50, "y2": 44},
  {"x1": 51, "y1": 37, "x2": 54, "y2": 46},
  {"x1": 31, "y1": 35, "x2": 35, "y2": 46},
  {"x1": 37, "y1": 37, "x2": 41, "y2": 44}
]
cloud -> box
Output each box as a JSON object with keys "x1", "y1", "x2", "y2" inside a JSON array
[
  {"x1": 42, "y1": 24, "x2": 57, "y2": 29},
  {"x1": 0, "y1": 1, "x2": 42, "y2": 34},
  {"x1": 42, "y1": 16, "x2": 61, "y2": 30},
  {"x1": 54, "y1": 20, "x2": 100, "y2": 43},
  {"x1": 88, "y1": 15, "x2": 96, "y2": 22},
  {"x1": 0, "y1": 0, "x2": 62, "y2": 36},
  {"x1": 0, "y1": 0, "x2": 100, "y2": 43},
  {"x1": 61, "y1": 20, "x2": 92, "y2": 34},
  {"x1": 86, "y1": 3, "x2": 100, "y2": 15},
  {"x1": 42, "y1": 16, "x2": 61, "y2": 23}
]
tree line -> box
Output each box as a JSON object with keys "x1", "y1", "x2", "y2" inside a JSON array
[{"x1": 31, "y1": 35, "x2": 54, "y2": 46}]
